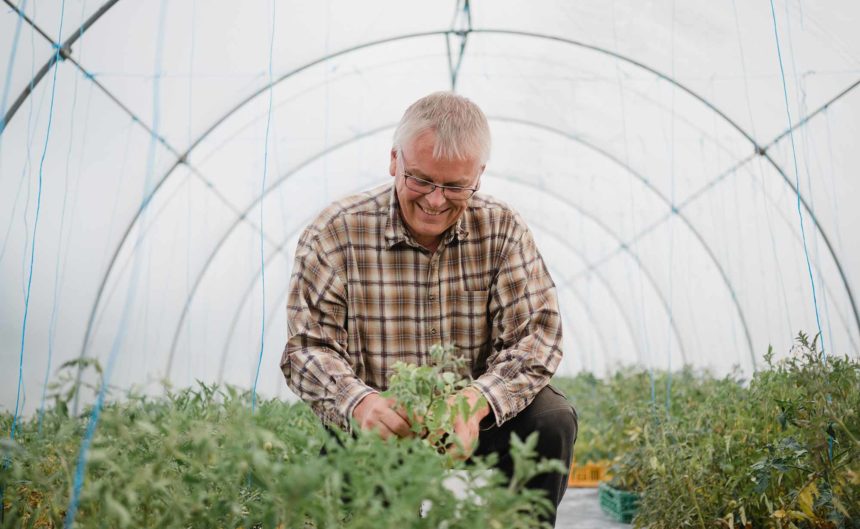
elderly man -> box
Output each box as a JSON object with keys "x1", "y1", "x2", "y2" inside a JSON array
[{"x1": 282, "y1": 92, "x2": 577, "y2": 525}]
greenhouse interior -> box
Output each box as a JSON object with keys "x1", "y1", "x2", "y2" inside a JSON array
[{"x1": 1, "y1": 0, "x2": 859, "y2": 527}]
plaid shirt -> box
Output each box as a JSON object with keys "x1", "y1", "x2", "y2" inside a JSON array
[{"x1": 281, "y1": 183, "x2": 563, "y2": 430}]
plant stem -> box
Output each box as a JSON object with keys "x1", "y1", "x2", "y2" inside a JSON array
[{"x1": 685, "y1": 473, "x2": 707, "y2": 529}]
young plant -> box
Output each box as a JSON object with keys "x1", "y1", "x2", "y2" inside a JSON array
[{"x1": 382, "y1": 343, "x2": 486, "y2": 451}]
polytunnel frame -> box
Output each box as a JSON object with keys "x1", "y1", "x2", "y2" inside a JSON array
[
  {"x1": 207, "y1": 133, "x2": 692, "y2": 383},
  {"x1": 159, "y1": 120, "x2": 656, "y2": 381},
  {"x1": 1, "y1": 1, "x2": 857, "y2": 383},
  {"x1": 162, "y1": 105, "x2": 745, "y2": 379}
]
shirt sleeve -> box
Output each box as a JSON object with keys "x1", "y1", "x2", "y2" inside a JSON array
[
  {"x1": 472, "y1": 224, "x2": 564, "y2": 426},
  {"x1": 280, "y1": 228, "x2": 375, "y2": 430}
]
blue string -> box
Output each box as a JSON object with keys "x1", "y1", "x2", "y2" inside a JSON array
[
  {"x1": 768, "y1": 0, "x2": 825, "y2": 357},
  {"x1": 11, "y1": 0, "x2": 66, "y2": 444},
  {"x1": 251, "y1": 0, "x2": 276, "y2": 413},
  {"x1": 39, "y1": 2, "x2": 89, "y2": 436},
  {"x1": 2, "y1": 2, "x2": 61, "y2": 519},
  {"x1": 64, "y1": 1, "x2": 169, "y2": 525},
  {"x1": 769, "y1": 0, "x2": 833, "y2": 466}
]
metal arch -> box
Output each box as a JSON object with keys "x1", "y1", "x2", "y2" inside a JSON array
[
  {"x1": 162, "y1": 125, "x2": 393, "y2": 376},
  {"x1": 491, "y1": 172, "x2": 689, "y2": 365},
  {"x1": 211, "y1": 189, "x2": 647, "y2": 384},
  {"x1": 32, "y1": 22, "x2": 851, "y2": 364},
  {"x1": 469, "y1": 28, "x2": 860, "y2": 339},
  {"x1": 165, "y1": 114, "x2": 730, "y2": 377},
  {"x1": 75, "y1": 32, "x2": 459, "y2": 366},
  {"x1": 490, "y1": 116, "x2": 751, "y2": 365},
  {"x1": 1, "y1": 0, "x2": 122, "y2": 132},
  {"x1": 166, "y1": 114, "x2": 706, "y2": 379},
  {"x1": 544, "y1": 237, "x2": 638, "y2": 366}
]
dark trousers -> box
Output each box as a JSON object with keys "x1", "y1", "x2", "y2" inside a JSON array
[{"x1": 474, "y1": 385, "x2": 578, "y2": 528}]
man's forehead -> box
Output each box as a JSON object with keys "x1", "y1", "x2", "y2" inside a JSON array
[
  {"x1": 402, "y1": 160, "x2": 479, "y2": 186},
  {"x1": 400, "y1": 145, "x2": 482, "y2": 185}
]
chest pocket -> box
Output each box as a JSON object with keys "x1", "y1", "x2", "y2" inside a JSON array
[{"x1": 446, "y1": 290, "x2": 492, "y2": 372}]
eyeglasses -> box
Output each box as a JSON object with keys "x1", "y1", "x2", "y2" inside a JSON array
[{"x1": 398, "y1": 150, "x2": 479, "y2": 201}]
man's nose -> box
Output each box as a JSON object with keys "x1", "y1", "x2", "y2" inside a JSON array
[{"x1": 425, "y1": 186, "x2": 447, "y2": 207}]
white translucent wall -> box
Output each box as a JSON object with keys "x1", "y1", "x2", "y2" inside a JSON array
[{"x1": 2, "y1": 0, "x2": 858, "y2": 415}]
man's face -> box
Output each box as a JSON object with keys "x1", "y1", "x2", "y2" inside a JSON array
[{"x1": 389, "y1": 131, "x2": 484, "y2": 250}]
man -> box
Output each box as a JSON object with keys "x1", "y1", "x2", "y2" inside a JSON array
[{"x1": 281, "y1": 92, "x2": 577, "y2": 526}]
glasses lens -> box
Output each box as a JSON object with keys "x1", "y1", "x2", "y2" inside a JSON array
[
  {"x1": 405, "y1": 175, "x2": 434, "y2": 194},
  {"x1": 443, "y1": 187, "x2": 473, "y2": 200}
]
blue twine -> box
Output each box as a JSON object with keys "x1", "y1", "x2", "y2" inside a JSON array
[
  {"x1": 251, "y1": 0, "x2": 277, "y2": 413},
  {"x1": 770, "y1": 0, "x2": 833, "y2": 466},
  {"x1": 64, "y1": 2, "x2": 169, "y2": 525},
  {"x1": 768, "y1": 0, "x2": 825, "y2": 357},
  {"x1": 39, "y1": 2, "x2": 89, "y2": 436},
  {"x1": 11, "y1": 0, "x2": 66, "y2": 444}
]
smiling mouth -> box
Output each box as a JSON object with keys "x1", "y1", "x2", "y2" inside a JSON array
[{"x1": 418, "y1": 204, "x2": 446, "y2": 216}]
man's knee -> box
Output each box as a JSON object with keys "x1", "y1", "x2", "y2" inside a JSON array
[
  {"x1": 518, "y1": 386, "x2": 577, "y2": 458},
  {"x1": 532, "y1": 406, "x2": 576, "y2": 450}
]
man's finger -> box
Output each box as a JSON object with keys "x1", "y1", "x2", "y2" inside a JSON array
[
  {"x1": 392, "y1": 405, "x2": 412, "y2": 424},
  {"x1": 380, "y1": 409, "x2": 413, "y2": 438},
  {"x1": 376, "y1": 422, "x2": 395, "y2": 440}
]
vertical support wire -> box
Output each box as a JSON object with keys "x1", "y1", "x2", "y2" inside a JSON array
[
  {"x1": 11, "y1": 0, "x2": 66, "y2": 443},
  {"x1": 664, "y1": 0, "x2": 677, "y2": 415},
  {"x1": 768, "y1": 0, "x2": 825, "y2": 356},
  {"x1": 251, "y1": 0, "x2": 277, "y2": 412},
  {"x1": 0, "y1": 0, "x2": 32, "y2": 522},
  {"x1": 39, "y1": 0, "x2": 89, "y2": 435},
  {"x1": 611, "y1": 0, "x2": 651, "y2": 375},
  {"x1": 64, "y1": 2, "x2": 169, "y2": 526},
  {"x1": 731, "y1": 0, "x2": 793, "y2": 363},
  {"x1": 185, "y1": 0, "x2": 198, "y2": 387}
]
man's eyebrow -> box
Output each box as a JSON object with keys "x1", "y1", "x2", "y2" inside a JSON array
[{"x1": 405, "y1": 169, "x2": 472, "y2": 187}]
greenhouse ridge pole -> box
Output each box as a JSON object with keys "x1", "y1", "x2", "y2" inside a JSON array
[{"x1": 445, "y1": 0, "x2": 472, "y2": 91}]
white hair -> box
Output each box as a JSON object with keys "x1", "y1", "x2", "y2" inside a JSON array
[{"x1": 392, "y1": 92, "x2": 491, "y2": 164}]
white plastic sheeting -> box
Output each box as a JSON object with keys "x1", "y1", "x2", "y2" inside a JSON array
[{"x1": 1, "y1": 0, "x2": 858, "y2": 414}]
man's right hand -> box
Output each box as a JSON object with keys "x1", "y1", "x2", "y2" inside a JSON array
[{"x1": 352, "y1": 393, "x2": 413, "y2": 439}]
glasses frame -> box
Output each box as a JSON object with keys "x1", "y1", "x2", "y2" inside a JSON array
[{"x1": 398, "y1": 149, "x2": 480, "y2": 201}]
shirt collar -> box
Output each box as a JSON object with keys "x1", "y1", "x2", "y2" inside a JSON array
[{"x1": 384, "y1": 184, "x2": 470, "y2": 250}]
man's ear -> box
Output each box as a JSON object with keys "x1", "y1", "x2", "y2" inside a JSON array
[{"x1": 389, "y1": 148, "x2": 398, "y2": 177}]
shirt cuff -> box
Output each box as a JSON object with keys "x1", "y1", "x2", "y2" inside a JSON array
[
  {"x1": 335, "y1": 378, "x2": 377, "y2": 431},
  {"x1": 472, "y1": 373, "x2": 516, "y2": 426}
]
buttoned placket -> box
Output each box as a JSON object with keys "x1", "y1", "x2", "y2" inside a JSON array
[{"x1": 426, "y1": 247, "x2": 443, "y2": 360}]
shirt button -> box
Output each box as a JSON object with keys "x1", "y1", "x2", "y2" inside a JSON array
[
  {"x1": 430, "y1": 328, "x2": 437, "y2": 335},
  {"x1": 428, "y1": 294, "x2": 436, "y2": 301}
]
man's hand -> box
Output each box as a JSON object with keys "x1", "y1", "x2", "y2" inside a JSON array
[
  {"x1": 352, "y1": 393, "x2": 413, "y2": 439},
  {"x1": 448, "y1": 387, "x2": 490, "y2": 460}
]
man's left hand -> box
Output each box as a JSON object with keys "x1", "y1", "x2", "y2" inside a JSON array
[{"x1": 448, "y1": 387, "x2": 490, "y2": 460}]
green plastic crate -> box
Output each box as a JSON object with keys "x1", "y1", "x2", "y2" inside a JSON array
[{"x1": 598, "y1": 482, "x2": 640, "y2": 523}]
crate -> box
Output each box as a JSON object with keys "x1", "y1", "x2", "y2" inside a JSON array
[
  {"x1": 598, "y1": 482, "x2": 639, "y2": 523},
  {"x1": 567, "y1": 458, "x2": 610, "y2": 488}
]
